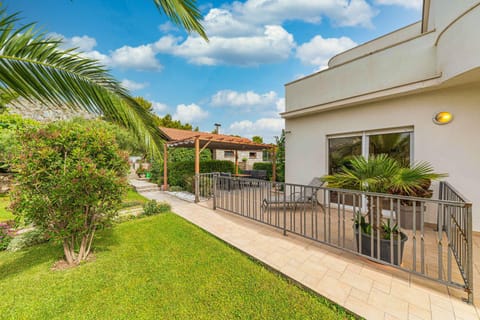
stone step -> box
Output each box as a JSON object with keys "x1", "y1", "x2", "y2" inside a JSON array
[{"x1": 135, "y1": 186, "x2": 161, "y2": 192}]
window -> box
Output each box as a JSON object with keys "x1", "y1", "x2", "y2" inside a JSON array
[
  {"x1": 328, "y1": 129, "x2": 413, "y2": 173},
  {"x1": 249, "y1": 152, "x2": 257, "y2": 159},
  {"x1": 327, "y1": 128, "x2": 413, "y2": 206},
  {"x1": 224, "y1": 150, "x2": 234, "y2": 158},
  {"x1": 262, "y1": 150, "x2": 271, "y2": 161}
]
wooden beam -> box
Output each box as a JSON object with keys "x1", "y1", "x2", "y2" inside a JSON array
[
  {"x1": 163, "y1": 143, "x2": 168, "y2": 191},
  {"x1": 235, "y1": 150, "x2": 238, "y2": 174},
  {"x1": 199, "y1": 139, "x2": 213, "y2": 153},
  {"x1": 194, "y1": 137, "x2": 200, "y2": 174},
  {"x1": 271, "y1": 147, "x2": 277, "y2": 182}
]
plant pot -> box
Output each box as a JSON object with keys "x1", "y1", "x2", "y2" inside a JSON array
[
  {"x1": 398, "y1": 204, "x2": 425, "y2": 230},
  {"x1": 354, "y1": 227, "x2": 408, "y2": 266}
]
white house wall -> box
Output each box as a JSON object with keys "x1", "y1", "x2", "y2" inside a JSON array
[
  {"x1": 328, "y1": 22, "x2": 422, "y2": 67},
  {"x1": 286, "y1": 32, "x2": 438, "y2": 113},
  {"x1": 285, "y1": 84, "x2": 480, "y2": 231}
]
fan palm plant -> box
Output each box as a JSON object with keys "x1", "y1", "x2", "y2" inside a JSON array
[
  {"x1": 0, "y1": 1, "x2": 206, "y2": 157},
  {"x1": 322, "y1": 154, "x2": 446, "y2": 231}
]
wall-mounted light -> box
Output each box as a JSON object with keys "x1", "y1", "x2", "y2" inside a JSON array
[{"x1": 433, "y1": 111, "x2": 453, "y2": 125}]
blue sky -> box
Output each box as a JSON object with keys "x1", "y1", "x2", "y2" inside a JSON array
[{"x1": 6, "y1": 0, "x2": 421, "y2": 142}]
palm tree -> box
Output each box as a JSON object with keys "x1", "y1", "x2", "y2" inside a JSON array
[
  {"x1": 0, "y1": 2, "x2": 206, "y2": 157},
  {"x1": 322, "y1": 154, "x2": 446, "y2": 230}
]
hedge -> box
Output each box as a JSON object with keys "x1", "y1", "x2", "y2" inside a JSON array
[
  {"x1": 253, "y1": 162, "x2": 273, "y2": 180},
  {"x1": 169, "y1": 160, "x2": 234, "y2": 189}
]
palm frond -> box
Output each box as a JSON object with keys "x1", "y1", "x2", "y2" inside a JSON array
[
  {"x1": 0, "y1": 8, "x2": 162, "y2": 158},
  {"x1": 153, "y1": 0, "x2": 208, "y2": 41}
]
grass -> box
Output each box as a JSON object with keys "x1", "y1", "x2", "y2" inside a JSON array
[
  {"x1": 0, "y1": 194, "x2": 13, "y2": 222},
  {"x1": 123, "y1": 188, "x2": 148, "y2": 203},
  {"x1": 0, "y1": 213, "x2": 357, "y2": 319},
  {"x1": 0, "y1": 188, "x2": 147, "y2": 222}
]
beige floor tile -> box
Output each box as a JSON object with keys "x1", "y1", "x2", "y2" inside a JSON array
[
  {"x1": 384, "y1": 313, "x2": 404, "y2": 320},
  {"x1": 408, "y1": 303, "x2": 431, "y2": 320},
  {"x1": 430, "y1": 305, "x2": 455, "y2": 320},
  {"x1": 315, "y1": 275, "x2": 351, "y2": 304},
  {"x1": 344, "y1": 296, "x2": 385, "y2": 320},
  {"x1": 349, "y1": 287, "x2": 370, "y2": 303},
  {"x1": 340, "y1": 270, "x2": 373, "y2": 293},
  {"x1": 368, "y1": 288, "x2": 409, "y2": 319},
  {"x1": 373, "y1": 280, "x2": 392, "y2": 294}
]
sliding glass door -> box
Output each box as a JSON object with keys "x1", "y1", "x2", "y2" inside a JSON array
[{"x1": 327, "y1": 129, "x2": 413, "y2": 206}]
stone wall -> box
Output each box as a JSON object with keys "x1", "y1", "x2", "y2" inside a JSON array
[
  {"x1": 7, "y1": 98, "x2": 95, "y2": 122},
  {"x1": 0, "y1": 173, "x2": 13, "y2": 194}
]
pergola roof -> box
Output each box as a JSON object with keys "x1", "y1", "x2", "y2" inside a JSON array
[{"x1": 159, "y1": 127, "x2": 271, "y2": 150}]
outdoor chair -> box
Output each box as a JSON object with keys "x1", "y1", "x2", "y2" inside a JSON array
[{"x1": 261, "y1": 177, "x2": 325, "y2": 212}]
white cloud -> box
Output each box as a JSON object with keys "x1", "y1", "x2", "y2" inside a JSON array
[
  {"x1": 49, "y1": 33, "x2": 162, "y2": 71},
  {"x1": 203, "y1": 8, "x2": 261, "y2": 37},
  {"x1": 296, "y1": 35, "x2": 357, "y2": 70},
  {"x1": 155, "y1": 25, "x2": 295, "y2": 66},
  {"x1": 173, "y1": 103, "x2": 208, "y2": 123},
  {"x1": 151, "y1": 101, "x2": 169, "y2": 115},
  {"x1": 229, "y1": 0, "x2": 376, "y2": 28},
  {"x1": 375, "y1": 0, "x2": 422, "y2": 10},
  {"x1": 228, "y1": 118, "x2": 285, "y2": 140},
  {"x1": 121, "y1": 79, "x2": 149, "y2": 91},
  {"x1": 276, "y1": 98, "x2": 285, "y2": 113},
  {"x1": 158, "y1": 21, "x2": 179, "y2": 33},
  {"x1": 211, "y1": 90, "x2": 278, "y2": 108},
  {"x1": 49, "y1": 33, "x2": 97, "y2": 51},
  {"x1": 110, "y1": 44, "x2": 162, "y2": 71}
]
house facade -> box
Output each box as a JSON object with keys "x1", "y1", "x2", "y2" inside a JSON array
[
  {"x1": 283, "y1": 0, "x2": 480, "y2": 231},
  {"x1": 212, "y1": 149, "x2": 266, "y2": 170}
]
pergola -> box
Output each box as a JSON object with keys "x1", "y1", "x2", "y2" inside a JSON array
[{"x1": 158, "y1": 127, "x2": 275, "y2": 190}]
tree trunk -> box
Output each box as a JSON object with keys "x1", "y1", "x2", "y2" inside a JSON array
[{"x1": 63, "y1": 239, "x2": 75, "y2": 265}]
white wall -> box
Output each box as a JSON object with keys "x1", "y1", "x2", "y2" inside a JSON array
[
  {"x1": 213, "y1": 149, "x2": 265, "y2": 170},
  {"x1": 285, "y1": 84, "x2": 480, "y2": 230},
  {"x1": 328, "y1": 22, "x2": 421, "y2": 67}
]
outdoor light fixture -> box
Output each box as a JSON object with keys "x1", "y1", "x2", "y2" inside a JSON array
[{"x1": 433, "y1": 111, "x2": 453, "y2": 125}]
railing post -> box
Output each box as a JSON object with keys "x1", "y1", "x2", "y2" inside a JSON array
[
  {"x1": 466, "y1": 203, "x2": 474, "y2": 304},
  {"x1": 283, "y1": 182, "x2": 287, "y2": 236},
  {"x1": 194, "y1": 174, "x2": 199, "y2": 203},
  {"x1": 212, "y1": 174, "x2": 217, "y2": 210}
]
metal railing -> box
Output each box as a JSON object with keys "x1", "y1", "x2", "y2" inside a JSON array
[
  {"x1": 439, "y1": 181, "x2": 473, "y2": 303},
  {"x1": 196, "y1": 174, "x2": 474, "y2": 303}
]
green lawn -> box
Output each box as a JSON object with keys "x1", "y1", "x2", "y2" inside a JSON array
[
  {"x1": 0, "y1": 189, "x2": 146, "y2": 222},
  {"x1": 0, "y1": 195, "x2": 13, "y2": 222},
  {"x1": 0, "y1": 214, "x2": 356, "y2": 319},
  {"x1": 123, "y1": 188, "x2": 148, "y2": 203}
]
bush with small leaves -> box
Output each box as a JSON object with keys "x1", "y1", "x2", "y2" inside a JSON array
[
  {"x1": 143, "y1": 200, "x2": 171, "y2": 216},
  {"x1": 7, "y1": 228, "x2": 48, "y2": 252},
  {"x1": 0, "y1": 221, "x2": 13, "y2": 250},
  {"x1": 10, "y1": 121, "x2": 129, "y2": 265}
]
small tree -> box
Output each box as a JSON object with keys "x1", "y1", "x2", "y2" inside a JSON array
[{"x1": 11, "y1": 121, "x2": 129, "y2": 265}]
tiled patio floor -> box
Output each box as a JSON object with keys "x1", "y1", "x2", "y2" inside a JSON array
[{"x1": 133, "y1": 181, "x2": 480, "y2": 320}]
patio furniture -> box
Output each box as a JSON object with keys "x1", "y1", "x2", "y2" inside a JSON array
[
  {"x1": 261, "y1": 178, "x2": 325, "y2": 212},
  {"x1": 242, "y1": 170, "x2": 268, "y2": 180}
]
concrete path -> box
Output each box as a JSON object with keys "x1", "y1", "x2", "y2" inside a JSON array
[{"x1": 134, "y1": 180, "x2": 480, "y2": 320}]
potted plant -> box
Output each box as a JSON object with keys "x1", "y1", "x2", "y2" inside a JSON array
[
  {"x1": 386, "y1": 163, "x2": 445, "y2": 229},
  {"x1": 322, "y1": 154, "x2": 445, "y2": 265}
]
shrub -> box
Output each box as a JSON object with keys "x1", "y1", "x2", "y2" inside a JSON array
[
  {"x1": 168, "y1": 186, "x2": 183, "y2": 192},
  {"x1": 253, "y1": 162, "x2": 274, "y2": 180},
  {"x1": 143, "y1": 200, "x2": 171, "y2": 216},
  {"x1": 0, "y1": 221, "x2": 13, "y2": 250},
  {"x1": 7, "y1": 228, "x2": 48, "y2": 252},
  {"x1": 10, "y1": 121, "x2": 129, "y2": 265},
  {"x1": 168, "y1": 160, "x2": 234, "y2": 189}
]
